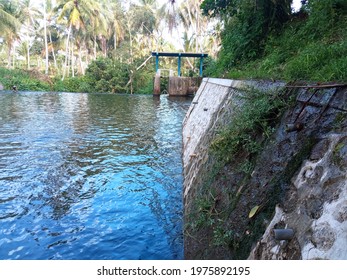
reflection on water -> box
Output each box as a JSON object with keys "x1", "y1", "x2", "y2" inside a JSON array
[{"x1": 0, "y1": 92, "x2": 191, "y2": 260}]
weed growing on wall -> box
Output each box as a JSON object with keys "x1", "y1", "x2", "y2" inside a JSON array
[{"x1": 211, "y1": 87, "x2": 290, "y2": 165}]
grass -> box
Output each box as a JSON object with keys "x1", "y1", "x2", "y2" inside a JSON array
[
  {"x1": 224, "y1": 38, "x2": 347, "y2": 82},
  {"x1": 210, "y1": 86, "x2": 290, "y2": 163}
]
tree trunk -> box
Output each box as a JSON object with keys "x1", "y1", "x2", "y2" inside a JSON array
[
  {"x1": 185, "y1": 3, "x2": 197, "y2": 52},
  {"x1": 27, "y1": 29, "x2": 31, "y2": 70},
  {"x1": 62, "y1": 23, "x2": 72, "y2": 80},
  {"x1": 102, "y1": 36, "x2": 107, "y2": 57},
  {"x1": 12, "y1": 44, "x2": 16, "y2": 69},
  {"x1": 78, "y1": 45, "x2": 85, "y2": 75},
  {"x1": 49, "y1": 30, "x2": 58, "y2": 74},
  {"x1": 7, "y1": 42, "x2": 12, "y2": 68},
  {"x1": 71, "y1": 41, "x2": 75, "y2": 77},
  {"x1": 114, "y1": 33, "x2": 117, "y2": 51},
  {"x1": 43, "y1": 0, "x2": 49, "y2": 75},
  {"x1": 127, "y1": 17, "x2": 133, "y2": 64}
]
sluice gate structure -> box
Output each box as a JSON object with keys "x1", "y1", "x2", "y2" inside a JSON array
[{"x1": 152, "y1": 52, "x2": 208, "y2": 96}]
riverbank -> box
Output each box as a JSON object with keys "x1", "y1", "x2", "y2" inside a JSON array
[
  {"x1": 183, "y1": 78, "x2": 347, "y2": 259},
  {"x1": 0, "y1": 59, "x2": 154, "y2": 94}
]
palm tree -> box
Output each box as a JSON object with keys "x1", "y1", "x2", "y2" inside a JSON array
[
  {"x1": 32, "y1": 0, "x2": 59, "y2": 75},
  {"x1": 19, "y1": 0, "x2": 41, "y2": 70},
  {"x1": 0, "y1": 1, "x2": 21, "y2": 68},
  {"x1": 158, "y1": 0, "x2": 179, "y2": 34},
  {"x1": 106, "y1": 0, "x2": 131, "y2": 53},
  {"x1": 179, "y1": 0, "x2": 203, "y2": 52},
  {"x1": 0, "y1": 2, "x2": 20, "y2": 33},
  {"x1": 206, "y1": 21, "x2": 222, "y2": 58},
  {"x1": 41, "y1": 0, "x2": 49, "y2": 74},
  {"x1": 57, "y1": 0, "x2": 105, "y2": 79},
  {"x1": 110, "y1": 3, "x2": 125, "y2": 52}
]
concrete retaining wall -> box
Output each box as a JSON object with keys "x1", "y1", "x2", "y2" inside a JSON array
[{"x1": 182, "y1": 78, "x2": 284, "y2": 205}]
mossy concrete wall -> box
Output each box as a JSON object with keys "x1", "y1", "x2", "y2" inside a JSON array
[
  {"x1": 168, "y1": 77, "x2": 202, "y2": 96},
  {"x1": 153, "y1": 76, "x2": 202, "y2": 96},
  {"x1": 182, "y1": 78, "x2": 284, "y2": 207}
]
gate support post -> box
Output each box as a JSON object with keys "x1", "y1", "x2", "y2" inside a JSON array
[{"x1": 178, "y1": 53, "x2": 181, "y2": 77}]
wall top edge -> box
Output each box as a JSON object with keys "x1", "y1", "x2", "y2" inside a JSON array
[{"x1": 202, "y1": 78, "x2": 287, "y2": 89}]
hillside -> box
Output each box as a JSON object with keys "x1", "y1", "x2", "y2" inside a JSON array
[{"x1": 204, "y1": 0, "x2": 347, "y2": 83}]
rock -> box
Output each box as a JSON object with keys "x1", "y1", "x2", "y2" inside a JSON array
[
  {"x1": 333, "y1": 202, "x2": 347, "y2": 223},
  {"x1": 311, "y1": 222, "x2": 336, "y2": 251},
  {"x1": 0, "y1": 83, "x2": 3, "y2": 91},
  {"x1": 310, "y1": 138, "x2": 330, "y2": 161}
]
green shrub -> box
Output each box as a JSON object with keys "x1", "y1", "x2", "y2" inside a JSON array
[
  {"x1": 84, "y1": 57, "x2": 130, "y2": 93},
  {"x1": 0, "y1": 67, "x2": 51, "y2": 91}
]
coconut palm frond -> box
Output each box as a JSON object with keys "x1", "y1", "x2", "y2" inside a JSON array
[{"x1": 0, "y1": 8, "x2": 20, "y2": 34}]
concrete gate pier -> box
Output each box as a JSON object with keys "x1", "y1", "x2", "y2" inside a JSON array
[
  {"x1": 168, "y1": 76, "x2": 202, "y2": 96},
  {"x1": 151, "y1": 52, "x2": 208, "y2": 96}
]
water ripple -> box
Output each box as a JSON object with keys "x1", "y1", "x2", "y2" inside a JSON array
[{"x1": 0, "y1": 92, "x2": 191, "y2": 260}]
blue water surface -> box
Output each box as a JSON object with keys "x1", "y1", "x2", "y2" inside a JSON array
[{"x1": 0, "y1": 92, "x2": 190, "y2": 260}]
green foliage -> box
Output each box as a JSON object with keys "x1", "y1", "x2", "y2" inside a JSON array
[
  {"x1": 52, "y1": 76, "x2": 90, "y2": 93},
  {"x1": 0, "y1": 67, "x2": 51, "y2": 91},
  {"x1": 133, "y1": 77, "x2": 154, "y2": 94},
  {"x1": 84, "y1": 57, "x2": 129, "y2": 93},
  {"x1": 128, "y1": 4, "x2": 157, "y2": 35},
  {"x1": 0, "y1": 56, "x2": 156, "y2": 94},
  {"x1": 211, "y1": 87, "x2": 288, "y2": 164},
  {"x1": 212, "y1": 227, "x2": 234, "y2": 247},
  {"x1": 131, "y1": 57, "x2": 156, "y2": 94},
  {"x1": 185, "y1": 87, "x2": 291, "y2": 258},
  {"x1": 82, "y1": 57, "x2": 155, "y2": 94},
  {"x1": 201, "y1": 0, "x2": 234, "y2": 17},
  {"x1": 208, "y1": 0, "x2": 347, "y2": 82},
  {"x1": 284, "y1": 41, "x2": 347, "y2": 81},
  {"x1": 211, "y1": 0, "x2": 292, "y2": 69},
  {"x1": 303, "y1": 0, "x2": 347, "y2": 37},
  {"x1": 202, "y1": 56, "x2": 219, "y2": 77},
  {"x1": 0, "y1": 0, "x2": 20, "y2": 34}
]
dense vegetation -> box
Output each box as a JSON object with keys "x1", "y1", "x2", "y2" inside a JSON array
[
  {"x1": 1, "y1": 1, "x2": 346, "y2": 93},
  {"x1": 203, "y1": 0, "x2": 347, "y2": 82},
  {"x1": 0, "y1": 0, "x2": 219, "y2": 93}
]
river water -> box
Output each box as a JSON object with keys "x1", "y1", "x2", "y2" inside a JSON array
[{"x1": 0, "y1": 91, "x2": 191, "y2": 260}]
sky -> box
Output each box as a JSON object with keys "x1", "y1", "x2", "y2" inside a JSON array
[
  {"x1": 155, "y1": 0, "x2": 302, "y2": 11},
  {"x1": 292, "y1": 0, "x2": 302, "y2": 12}
]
